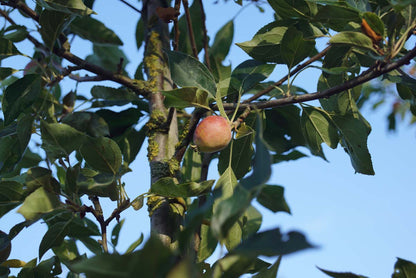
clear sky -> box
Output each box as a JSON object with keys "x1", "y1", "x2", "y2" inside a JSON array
[{"x1": 1, "y1": 1, "x2": 416, "y2": 278}]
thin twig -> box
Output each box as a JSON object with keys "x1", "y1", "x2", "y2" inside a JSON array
[
  {"x1": 218, "y1": 44, "x2": 416, "y2": 111},
  {"x1": 0, "y1": 1, "x2": 150, "y2": 97},
  {"x1": 199, "y1": 0, "x2": 211, "y2": 71},
  {"x1": 172, "y1": 0, "x2": 181, "y2": 51},
  {"x1": 182, "y1": 0, "x2": 198, "y2": 58},
  {"x1": 118, "y1": 0, "x2": 142, "y2": 14},
  {"x1": 89, "y1": 196, "x2": 108, "y2": 253},
  {"x1": 244, "y1": 45, "x2": 332, "y2": 103}
]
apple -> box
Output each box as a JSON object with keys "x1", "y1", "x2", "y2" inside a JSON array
[{"x1": 193, "y1": 115, "x2": 232, "y2": 153}]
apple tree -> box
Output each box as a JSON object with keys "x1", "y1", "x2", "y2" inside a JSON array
[{"x1": 0, "y1": 0, "x2": 415, "y2": 277}]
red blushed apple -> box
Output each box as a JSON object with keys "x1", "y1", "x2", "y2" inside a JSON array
[{"x1": 193, "y1": 115, "x2": 232, "y2": 153}]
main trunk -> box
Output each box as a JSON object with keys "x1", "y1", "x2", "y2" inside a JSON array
[{"x1": 142, "y1": 0, "x2": 183, "y2": 248}]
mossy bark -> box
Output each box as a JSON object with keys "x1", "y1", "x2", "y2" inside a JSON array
[{"x1": 142, "y1": 0, "x2": 183, "y2": 248}]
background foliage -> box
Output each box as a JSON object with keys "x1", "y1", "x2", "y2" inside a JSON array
[{"x1": 0, "y1": 0, "x2": 415, "y2": 277}]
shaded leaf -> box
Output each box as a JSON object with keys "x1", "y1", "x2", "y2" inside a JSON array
[
  {"x1": 330, "y1": 32, "x2": 376, "y2": 53},
  {"x1": 301, "y1": 106, "x2": 339, "y2": 158},
  {"x1": 236, "y1": 25, "x2": 287, "y2": 63},
  {"x1": 40, "y1": 121, "x2": 86, "y2": 161},
  {"x1": 163, "y1": 87, "x2": 210, "y2": 109},
  {"x1": 151, "y1": 177, "x2": 214, "y2": 198},
  {"x1": 257, "y1": 184, "x2": 290, "y2": 213},
  {"x1": 62, "y1": 112, "x2": 109, "y2": 137},
  {"x1": 166, "y1": 50, "x2": 217, "y2": 97},
  {"x1": 234, "y1": 228, "x2": 313, "y2": 257},
  {"x1": 125, "y1": 233, "x2": 144, "y2": 253},
  {"x1": 253, "y1": 256, "x2": 281, "y2": 278},
  {"x1": 39, "y1": 220, "x2": 71, "y2": 259},
  {"x1": 111, "y1": 219, "x2": 124, "y2": 247},
  {"x1": 0, "y1": 181, "x2": 25, "y2": 217},
  {"x1": 2, "y1": 75, "x2": 41, "y2": 125},
  {"x1": 281, "y1": 27, "x2": 315, "y2": 68},
  {"x1": 318, "y1": 267, "x2": 368, "y2": 278},
  {"x1": 38, "y1": 0, "x2": 95, "y2": 15},
  {"x1": 86, "y1": 45, "x2": 129, "y2": 72},
  {"x1": 71, "y1": 16, "x2": 122, "y2": 45},
  {"x1": 95, "y1": 108, "x2": 142, "y2": 138},
  {"x1": 210, "y1": 20, "x2": 234, "y2": 61},
  {"x1": 39, "y1": 9, "x2": 69, "y2": 50},
  {"x1": 0, "y1": 38, "x2": 22, "y2": 60},
  {"x1": 0, "y1": 68, "x2": 18, "y2": 81},
  {"x1": 392, "y1": 258, "x2": 416, "y2": 278},
  {"x1": 80, "y1": 137, "x2": 122, "y2": 174}
]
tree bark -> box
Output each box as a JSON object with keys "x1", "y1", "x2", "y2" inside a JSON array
[{"x1": 142, "y1": 0, "x2": 184, "y2": 249}]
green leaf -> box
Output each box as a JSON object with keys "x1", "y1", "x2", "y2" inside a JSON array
[
  {"x1": 236, "y1": 25, "x2": 287, "y2": 63},
  {"x1": 40, "y1": 121, "x2": 86, "y2": 161},
  {"x1": 273, "y1": 150, "x2": 308, "y2": 163},
  {"x1": 330, "y1": 32, "x2": 376, "y2": 53},
  {"x1": 3, "y1": 25, "x2": 29, "y2": 43},
  {"x1": 0, "y1": 67, "x2": 18, "y2": 81},
  {"x1": 318, "y1": 267, "x2": 369, "y2": 278},
  {"x1": 39, "y1": 9, "x2": 69, "y2": 50},
  {"x1": 117, "y1": 126, "x2": 146, "y2": 164},
  {"x1": 0, "y1": 181, "x2": 25, "y2": 217},
  {"x1": 125, "y1": 233, "x2": 143, "y2": 253},
  {"x1": 78, "y1": 236, "x2": 103, "y2": 255},
  {"x1": 332, "y1": 113, "x2": 374, "y2": 175},
  {"x1": 253, "y1": 256, "x2": 281, "y2": 278},
  {"x1": 91, "y1": 86, "x2": 139, "y2": 101},
  {"x1": 257, "y1": 185, "x2": 291, "y2": 213},
  {"x1": 0, "y1": 38, "x2": 22, "y2": 60},
  {"x1": 25, "y1": 166, "x2": 60, "y2": 193},
  {"x1": 0, "y1": 231, "x2": 11, "y2": 263},
  {"x1": 228, "y1": 60, "x2": 276, "y2": 96},
  {"x1": 166, "y1": 50, "x2": 217, "y2": 98},
  {"x1": 38, "y1": 0, "x2": 95, "y2": 15},
  {"x1": 362, "y1": 12, "x2": 384, "y2": 38},
  {"x1": 181, "y1": 148, "x2": 202, "y2": 182},
  {"x1": 212, "y1": 255, "x2": 270, "y2": 277},
  {"x1": 218, "y1": 135, "x2": 254, "y2": 180},
  {"x1": 80, "y1": 137, "x2": 122, "y2": 174},
  {"x1": 315, "y1": 5, "x2": 361, "y2": 31},
  {"x1": 61, "y1": 112, "x2": 110, "y2": 137},
  {"x1": 392, "y1": 258, "x2": 416, "y2": 278},
  {"x1": 163, "y1": 87, "x2": 210, "y2": 109},
  {"x1": 263, "y1": 105, "x2": 306, "y2": 153},
  {"x1": 176, "y1": 0, "x2": 204, "y2": 55},
  {"x1": 39, "y1": 220, "x2": 71, "y2": 259},
  {"x1": 150, "y1": 177, "x2": 214, "y2": 198},
  {"x1": 111, "y1": 219, "x2": 124, "y2": 247},
  {"x1": 281, "y1": 27, "x2": 315, "y2": 68},
  {"x1": 233, "y1": 228, "x2": 313, "y2": 257},
  {"x1": 95, "y1": 108, "x2": 142, "y2": 138},
  {"x1": 52, "y1": 239, "x2": 80, "y2": 263},
  {"x1": 301, "y1": 106, "x2": 339, "y2": 157},
  {"x1": 17, "y1": 187, "x2": 61, "y2": 220},
  {"x1": 241, "y1": 205, "x2": 262, "y2": 240},
  {"x1": 77, "y1": 170, "x2": 118, "y2": 200},
  {"x1": 86, "y1": 45, "x2": 129, "y2": 72},
  {"x1": 73, "y1": 236, "x2": 174, "y2": 278},
  {"x1": 268, "y1": 0, "x2": 313, "y2": 19},
  {"x1": 211, "y1": 185, "x2": 251, "y2": 239},
  {"x1": 70, "y1": 16, "x2": 122, "y2": 45},
  {"x1": 197, "y1": 224, "x2": 217, "y2": 262},
  {"x1": 135, "y1": 17, "x2": 144, "y2": 50},
  {"x1": 2, "y1": 75, "x2": 41, "y2": 125},
  {"x1": 241, "y1": 115, "x2": 271, "y2": 191},
  {"x1": 210, "y1": 20, "x2": 234, "y2": 61}
]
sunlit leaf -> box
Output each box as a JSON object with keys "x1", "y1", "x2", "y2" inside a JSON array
[
  {"x1": 150, "y1": 177, "x2": 214, "y2": 198},
  {"x1": 17, "y1": 187, "x2": 61, "y2": 220}
]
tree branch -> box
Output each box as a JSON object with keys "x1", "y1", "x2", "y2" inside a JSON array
[
  {"x1": 244, "y1": 45, "x2": 332, "y2": 103},
  {"x1": 0, "y1": 1, "x2": 150, "y2": 97},
  {"x1": 220, "y1": 44, "x2": 416, "y2": 111},
  {"x1": 182, "y1": 0, "x2": 198, "y2": 58},
  {"x1": 118, "y1": 0, "x2": 142, "y2": 14},
  {"x1": 199, "y1": 0, "x2": 211, "y2": 71}
]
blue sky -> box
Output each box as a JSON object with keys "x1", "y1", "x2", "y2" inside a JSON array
[{"x1": 1, "y1": 1, "x2": 416, "y2": 277}]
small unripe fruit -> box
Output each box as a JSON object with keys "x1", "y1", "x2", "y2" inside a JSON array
[{"x1": 193, "y1": 115, "x2": 232, "y2": 153}]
